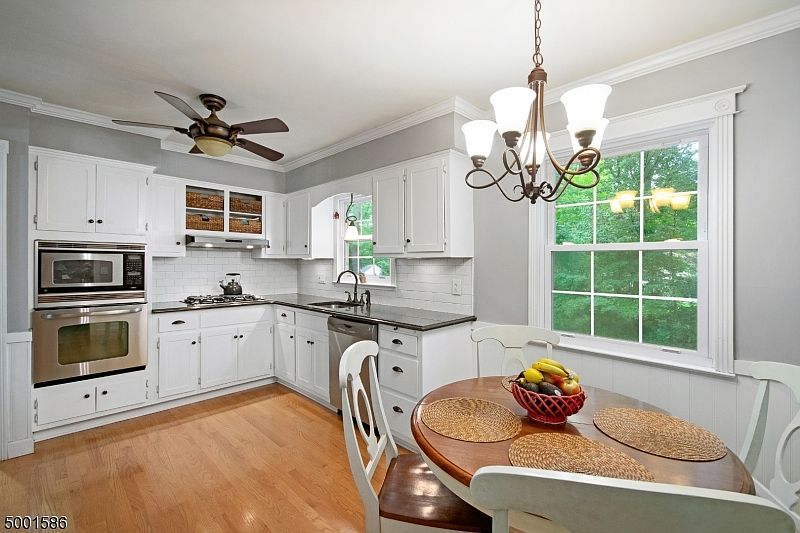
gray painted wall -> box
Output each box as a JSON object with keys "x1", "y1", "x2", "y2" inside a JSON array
[
  {"x1": 285, "y1": 113, "x2": 458, "y2": 191},
  {"x1": 3, "y1": 104, "x2": 286, "y2": 332},
  {"x1": 473, "y1": 29, "x2": 800, "y2": 363}
]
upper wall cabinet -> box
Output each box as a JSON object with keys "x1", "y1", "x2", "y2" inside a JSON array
[
  {"x1": 185, "y1": 185, "x2": 267, "y2": 239},
  {"x1": 148, "y1": 175, "x2": 185, "y2": 257},
  {"x1": 33, "y1": 150, "x2": 150, "y2": 237},
  {"x1": 372, "y1": 151, "x2": 473, "y2": 258},
  {"x1": 286, "y1": 192, "x2": 310, "y2": 256}
]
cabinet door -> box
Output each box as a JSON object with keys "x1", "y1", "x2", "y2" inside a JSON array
[
  {"x1": 286, "y1": 192, "x2": 310, "y2": 256},
  {"x1": 261, "y1": 195, "x2": 286, "y2": 256},
  {"x1": 200, "y1": 326, "x2": 239, "y2": 388},
  {"x1": 238, "y1": 323, "x2": 274, "y2": 380},
  {"x1": 158, "y1": 331, "x2": 200, "y2": 398},
  {"x1": 35, "y1": 154, "x2": 96, "y2": 232},
  {"x1": 295, "y1": 331, "x2": 314, "y2": 392},
  {"x1": 405, "y1": 159, "x2": 445, "y2": 252},
  {"x1": 312, "y1": 333, "x2": 330, "y2": 400},
  {"x1": 275, "y1": 324, "x2": 296, "y2": 382},
  {"x1": 34, "y1": 381, "x2": 96, "y2": 426},
  {"x1": 149, "y1": 177, "x2": 185, "y2": 257},
  {"x1": 95, "y1": 372, "x2": 147, "y2": 413},
  {"x1": 372, "y1": 167, "x2": 406, "y2": 254},
  {"x1": 95, "y1": 165, "x2": 148, "y2": 235}
]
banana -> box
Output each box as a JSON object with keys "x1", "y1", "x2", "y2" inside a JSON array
[
  {"x1": 537, "y1": 358, "x2": 566, "y2": 371},
  {"x1": 533, "y1": 361, "x2": 568, "y2": 378}
]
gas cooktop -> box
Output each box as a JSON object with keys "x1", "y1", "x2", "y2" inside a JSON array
[{"x1": 182, "y1": 294, "x2": 267, "y2": 306}]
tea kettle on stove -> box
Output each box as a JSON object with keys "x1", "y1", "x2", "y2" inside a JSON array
[{"x1": 219, "y1": 273, "x2": 243, "y2": 295}]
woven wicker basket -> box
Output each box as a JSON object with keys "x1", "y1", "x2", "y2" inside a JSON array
[
  {"x1": 186, "y1": 213, "x2": 224, "y2": 232},
  {"x1": 511, "y1": 382, "x2": 586, "y2": 425},
  {"x1": 230, "y1": 197, "x2": 262, "y2": 214},
  {"x1": 186, "y1": 191, "x2": 224, "y2": 211},
  {"x1": 229, "y1": 217, "x2": 262, "y2": 234}
]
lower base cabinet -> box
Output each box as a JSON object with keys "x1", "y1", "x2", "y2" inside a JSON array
[
  {"x1": 200, "y1": 326, "x2": 240, "y2": 389},
  {"x1": 295, "y1": 329, "x2": 329, "y2": 401},
  {"x1": 158, "y1": 331, "x2": 200, "y2": 398},
  {"x1": 275, "y1": 324, "x2": 296, "y2": 382},
  {"x1": 238, "y1": 324, "x2": 274, "y2": 381}
]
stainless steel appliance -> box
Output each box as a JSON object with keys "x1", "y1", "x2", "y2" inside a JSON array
[
  {"x1": 32, "y1": 303, "x2": 147, "y2": 386},
  {"x1": 219, "y1": 273, "x2": 243, "y2": 295},
  {"x1": 35, "y1": 241, "x2": 146, "y2": 308},
  {"x1": 328, "y1": 316, "x2": 378, "y2": 423},
  {"x1": 182, "y1": 294, "x2": 266, "y2": 307}
]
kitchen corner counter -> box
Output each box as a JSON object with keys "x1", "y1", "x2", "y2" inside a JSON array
[{"x1": 151, "y1": 294, "x2": 476, "y2": 332}]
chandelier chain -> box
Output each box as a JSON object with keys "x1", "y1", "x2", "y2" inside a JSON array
[{"x1": 533, "y1": 0, "x2": 543, "y2": 67}]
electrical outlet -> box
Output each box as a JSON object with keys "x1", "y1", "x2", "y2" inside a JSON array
[
  {"x1": 317, "y1": 272, "x2": 327, "y2": 284},
  {"x1": 451, "y1": 278, "x2": 462, "y2": 296}
]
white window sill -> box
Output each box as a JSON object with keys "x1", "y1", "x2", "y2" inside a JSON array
[{"x1": 555, "y1": 338, "x2": 736, "y2": 379}]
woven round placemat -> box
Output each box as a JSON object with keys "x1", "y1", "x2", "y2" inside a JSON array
[
  {"x1": 509, "y1": 433, "x2": 655, "y2": 481},
  {"x1": 593, "y1": 407, "x2": 727, "y2": 461},
  {"x1": 420, "y1": 397, "x2": 522, "y2": 442}
]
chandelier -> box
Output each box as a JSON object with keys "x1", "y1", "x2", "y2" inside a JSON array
[{"x1": 462, "y1": 0, "x2": 612, "y2": 204}]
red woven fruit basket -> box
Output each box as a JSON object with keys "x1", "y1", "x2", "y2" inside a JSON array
[{"x1": 511, "y1": 382, "x2": 586, "y2": 425}]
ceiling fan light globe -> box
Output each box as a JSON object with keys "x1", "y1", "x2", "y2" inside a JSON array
[
  {"x1": 195, "y1": 136, "x2": 234, "y2": 157},
  {"x1": 490, "y1": 87, "x2": 536, "y2": 138}
]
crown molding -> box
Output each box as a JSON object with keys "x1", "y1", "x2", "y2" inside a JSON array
[
  {"x1": 160, "y1": 139, "x2": 285, "y2": 172},
  {"x1": 542, "y1": 5, "x2": 800, "y2": 106},
  {"x1": 282, "y1": 96, "x2": 485, "y2": 171}
]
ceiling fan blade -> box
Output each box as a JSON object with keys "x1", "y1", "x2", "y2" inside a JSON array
[
  {"x1": 154, "y1": 91, "x2": 204, "y2": 121},
  {"x1": 112, "y1": 119, "x2": 188, "y2": 134},
  {"x1": 189, "y1": 145, "x2": 202, "y2": 154},
  {"x1": 231, "y1": 118, "x2": 289, "y2": 135},
  {"x1": 236, "y1": 138, "x2": 284, "y2": 162}
]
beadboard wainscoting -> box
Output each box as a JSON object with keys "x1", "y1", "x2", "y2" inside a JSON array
[
  {"x1": 473, "y1": 321, "x2": 800, "y2": 523},
  {"x1": 151, "y1": 250, "x2": 299, "y2": 302},
  {"x1": 298, "y1": 258, "x2": 474, "y2": 314}
]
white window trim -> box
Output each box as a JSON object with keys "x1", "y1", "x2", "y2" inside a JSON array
[
  {"x1": 334, "y1": 194, "x2": 396, "y2": 288},
  {"x1": 529, "y1": 85, "x2": 744, "y2": 375}
]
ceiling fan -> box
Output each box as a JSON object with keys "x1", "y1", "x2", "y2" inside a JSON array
[{"x1": 113, "y1": 91, "x2": 288, "y2": 161}]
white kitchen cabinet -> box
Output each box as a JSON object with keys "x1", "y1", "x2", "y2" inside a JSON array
[
  {"x1": 158, "y1": 330, "x2": 200, "y2": 398},
  {"x1": 372, "y1": 166, "x2": 406, "y2": 255},
  {"x1": 149, "y1": 176, "x2": 185, "y2": 257},
  {"x1": 35, "y1": 154, "x2": 96, "y2": 233},
  {"x1": 237, "y1": 323, "x2": 274, "y2": 380},
  {"x1": 286, "y1": 192, "x2": 310, "y2": 255},
  {"x1": 95, "y1": 164, "x2": 148, "y2": 235},
  {"x1": 295, "y1": 329, "x2": 329, "y2": 400},
  {"x1": 258, "y1": 195, "x2": 286, "y2": 256},
  {"x1": 370, "y1": 151, "x2": 473, "y2": 258},
  {"x1": 94, "y1": 372, "x2": 148, "y2": 413},
  {"x1": 275, "y1": 324, "x2": 296, "y2": 382},
  {"x1": 33, "y1": 150, "x2": 151, "y2": 237},
  {"x1": 200, "y1": 326, "x2": 239, "y2": 389}
]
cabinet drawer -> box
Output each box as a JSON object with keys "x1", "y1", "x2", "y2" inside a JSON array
[
  {"x1": 276, "y1": 308, "x2": 295, "y2": 325},
  {"x1": 158, "y1": 312, "x2": 199, "y2": 332},
  {"x1": 35, "y1": 381, "x2": 96, "y2": 426},
  {"x1": 381, "y1": 389, "x2": 415, "y2": 442},
  {"x1": 295, "y1": 310, "x2": 328, "y2": 332},
  {"x1": 200, "y1": 305, "x2": 273, "y2": 328},
  {"x1": 379, "y1": 330, "x2": 418, "y2": 357},
  {"x1": 379, "y1": 351, "x2": 419, "y2": 398},
  {"x1": 95, "y1": 372, "x2": 147, "y2": 413}
]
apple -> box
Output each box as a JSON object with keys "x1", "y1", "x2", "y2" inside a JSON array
[
  {"x1": 559, "y1": 378, "x2": 581, "y2": 396},
  {"x1": 542, "y1": 372, "x2": 563, "y2": 385}
]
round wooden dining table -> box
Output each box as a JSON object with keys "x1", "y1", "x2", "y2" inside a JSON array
[{"x1": 411, "y1": 377, "x2": 754, "y2": 530}]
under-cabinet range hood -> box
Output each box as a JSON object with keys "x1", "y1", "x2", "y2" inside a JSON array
[{"x1": 185, "y1": 235, "x2": 268, "y2": 250}]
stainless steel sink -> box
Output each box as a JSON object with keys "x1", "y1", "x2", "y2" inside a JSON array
[{"x1": 309, "y1": 301, "x2": 363, "y2": 311}]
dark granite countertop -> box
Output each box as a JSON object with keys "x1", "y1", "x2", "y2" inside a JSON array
[{"x1": 151, "y1": 293, "x2": 476, "y2": 332}]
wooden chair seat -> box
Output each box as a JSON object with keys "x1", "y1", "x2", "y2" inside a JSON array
[{"x1": 379, "y1": 453, "x2": 492, "y2": 532}]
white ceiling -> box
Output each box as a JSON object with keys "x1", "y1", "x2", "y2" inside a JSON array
[{"x1": 0, "y1": 0, "x2": 797, "y2": 165}]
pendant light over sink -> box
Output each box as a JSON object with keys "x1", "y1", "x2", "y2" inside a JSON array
[
  {"x1": 461, "y1": 0, "x2": 612, "y2": 204},
  {"x1": 343, "y1": 193, "x2": 360, "y2": 241}
]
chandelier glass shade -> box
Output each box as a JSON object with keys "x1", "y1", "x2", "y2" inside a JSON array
[{"x1": 462, "y1": 0, "x2": 612, "y2": 204}]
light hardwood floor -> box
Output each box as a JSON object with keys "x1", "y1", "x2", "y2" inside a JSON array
[{"x1": 0, "y1": 384, "x2": 391, "y2": 532}]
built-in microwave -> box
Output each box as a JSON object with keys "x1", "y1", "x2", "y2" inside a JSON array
[{"x1": 35, "y1": 241, "x2": 147, "y2": 309}]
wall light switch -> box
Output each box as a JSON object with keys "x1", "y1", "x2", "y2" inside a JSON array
[{"x1": 451, "y1": 278, "x2": 462, "y2": 296}]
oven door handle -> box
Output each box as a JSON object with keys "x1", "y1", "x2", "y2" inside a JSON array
[{"x1": 40, "y1": 307, "x2": 144, "y2": 320}]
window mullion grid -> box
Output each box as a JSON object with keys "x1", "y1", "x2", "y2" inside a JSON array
[
  {"x1": 638, "y1": 150, "x2": 645, "y2": 344},
  {"x1": 590, "y1": 184, "x2": 597, "y2": 337}
]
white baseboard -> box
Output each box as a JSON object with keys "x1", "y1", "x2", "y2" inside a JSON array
[{"x1": 6, "y1": 438, "x2": 34, "y2": 459}]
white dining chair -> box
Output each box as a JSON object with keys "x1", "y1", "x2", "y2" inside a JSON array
[
  {"x1": 339, "y1": 340, "x2": 492, "y2": 533},
  {"x1": 740, "y1": 361, "x2": 800, "y2": 512},
  {"x1": 471, "y1": 325, "x2": 560, "y2": 377},
  {"x1": 470, "y1": 465, "x2": 795, "y2": 533}
]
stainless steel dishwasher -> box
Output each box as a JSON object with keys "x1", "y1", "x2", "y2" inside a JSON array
[{"x1": 328, "y1": 316, "x2": 378, "y2": 421}]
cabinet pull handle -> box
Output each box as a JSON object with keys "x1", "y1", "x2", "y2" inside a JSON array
[
  {"x1": 310, "y1": 341, "x2": 314, "y2": 345},
  {"x1": 392, "y1": 338, "x2": 403, "y2": 345},
  {"x1": 304, "y1": 244, "x2": 308, "y2": 248},
  {"x1": 88, "y1": 219, "x2": 95, "y2": 224},
  {"x1": 176, "y1": 241, "x2": 181, "y2": 245},
  {"x1": 83, "y1": 393, "x2": 91, "y2": 399},
  {"x1": 97, "y1": 219, "x2": 103, "y2": 224},
  {"x1": 406, "y1": 238, "x2": 411, "y2": 243},
  {"x1": 392, "y1": 406, "x2": 404, "y2": 414},
  {"x1": 373, "y1": 241, "x2": 377, "y2": 245},
  {"x1": 392, "y1": 366, "x2": 404, "y2": 373},
  {"x1": 172, "y1": 320, "x2": 185, "y2": 325},
  {"x1": 101, "y1": 390, "x2": 108, "y2": 395},
  {"x1": 281, "y1": 313, "x2": 287, "y2": 317},
  {"x1": 191, "y1": 341, "x2": 197, "y2": 345},
  {"x1": 289, "y1": 335, "x2": 294, "y2": 339},
  {"x1": 306, "y1": 340, "x2": 311, "y2": 344}
]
